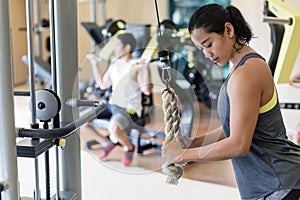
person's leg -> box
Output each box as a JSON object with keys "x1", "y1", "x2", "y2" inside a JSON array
[
  {"x1": 108, "y1": 120, "x2": 134, "y2": 151},
  {"x1": 99, "y1": 105, "x2": 141, "y2": 165},
  {"x1": 109, "y1": 121, "x2": 135, "y2": 166},
  {"x1": 106, "y1": 106, "x2": 139, "y2": 166},
  {"x1": 99, "y1": 120, "x2": 135, "y2": 163}
]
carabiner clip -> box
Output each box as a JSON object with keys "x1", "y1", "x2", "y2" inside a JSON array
[{"x1": 162, "y1": 62, "x2": 171, "y2": 88}]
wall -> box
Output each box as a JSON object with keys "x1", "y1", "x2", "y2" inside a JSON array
[
  {"x1": 10, "y1": 0, "x2": 28, "y2": 85},
  {"x1": 9, "y1": 0, "x2": 51, "y2": 85}
]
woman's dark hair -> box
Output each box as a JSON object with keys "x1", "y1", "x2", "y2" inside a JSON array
[
  {"x1": 188, "y1": 4, "x2": 253, "y2": 45},
  {"x1": 117, "y1": 33, "x2": 136, "y2": 52}
]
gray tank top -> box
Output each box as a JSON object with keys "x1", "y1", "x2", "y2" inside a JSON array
[{"x1": 217, "y1": 53, "x2": 300, "y2": 199}]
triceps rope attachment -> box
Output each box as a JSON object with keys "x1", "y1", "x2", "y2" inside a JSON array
[{"x1": 162, "y1": 62, "x2": 171, "y2": 88}]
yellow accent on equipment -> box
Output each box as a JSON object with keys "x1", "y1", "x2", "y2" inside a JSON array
[{"x1": 266, "y1": 0, "x2": 300, "y2": 83}]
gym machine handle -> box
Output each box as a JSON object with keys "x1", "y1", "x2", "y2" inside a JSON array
[
  {"x1": 66, "y1": 99, "x2": 100, "y2": 107},
  {"x1": 16, "y1": 101, "x2": 106, "y2": 139},
  {"x1": 262, "y1": 16, "x2": 293, "y2": 25}
]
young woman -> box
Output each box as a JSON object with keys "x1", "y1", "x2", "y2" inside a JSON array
[
  {"x1": 84, "y1": 33, "x2": 152, "y2": 166},
  {"x1": 162, "y1": 4, "x2": 300, "y2": 199}
]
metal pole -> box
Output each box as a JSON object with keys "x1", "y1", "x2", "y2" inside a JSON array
[
  {"x1": 90, "y1": 0, "x2": 97, "y2": 49},
  {"x1": 33, "y1": 0, "x2": 43, "y2": 58},
  {"x1": 0, "y1": 0, "x2": 19, "y2": 199},
  {"x1": 100, "y1": 0, "x2": 106, "y2": 24},
  {"x1": 49, "y1": 0, "x2": 57, "y2": 91},
  {"x1": 26, "y1": 0, "x2": 37, "y2": 125},
  {"x1": 48, "y1": 1, "x2": 61, "y2": 198},
  {"x1": 33, "y1": 159, "x2": 41, "y2": 200},
  {"x1": 90, "y1": 0, "x2": 97, "y2": 23},
  {"x1": 25, "y1": 0, "x2": 41, "y2": 199},
  {"x1": 54, "y1": 0, "x2": 81, "y2": 198},
  {"x1": 43, "y1": 122, "x2": 51, "y2": 200}
]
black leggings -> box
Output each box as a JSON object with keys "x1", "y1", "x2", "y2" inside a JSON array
[{"x1": 282, "y1": 189, "x2": 300, "y2": 200}]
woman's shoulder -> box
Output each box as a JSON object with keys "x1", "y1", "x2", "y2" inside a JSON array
[
  {"x1": 229, "y1": 58, "x2": 269, "y2": 91},
  {"x1": 237, "y1": 54, "x2": 269, "y2": 77}
]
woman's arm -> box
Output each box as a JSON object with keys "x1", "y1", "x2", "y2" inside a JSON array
[
  {"x1": 179, "y1": 126, "x2": 224, "y2": 149},
  {"x1": 87, "y1": 54, "x2": 112, "y2": 90},
  {"x1": 135, "y1": 59, "x2": 153, "y2": 95},
  {"x1": 163, "y1": 62, "x2": 263, "y2": 163}
]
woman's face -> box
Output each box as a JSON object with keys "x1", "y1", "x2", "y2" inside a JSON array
[
  {"x1": 190, "y1": 24, "x2": 234, "y2": 66},
  {"x1": 114, "y1": 39, "x2": 128, "y2": 58}
]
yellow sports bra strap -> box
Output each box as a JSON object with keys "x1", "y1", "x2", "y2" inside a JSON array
[{"x1": 259, "y1": 87, "x2": 277, "y2": 114}]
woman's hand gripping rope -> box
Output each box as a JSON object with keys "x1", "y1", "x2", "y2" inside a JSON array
[{"x1": 161, "y1": 88, "x2": 187, "y2": 185}]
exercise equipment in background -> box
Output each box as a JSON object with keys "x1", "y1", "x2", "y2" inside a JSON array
[
  {"x1": 263, "y1": 0, "x2": 300, "y2": 84},
  {"x1": 152, "y1": 18, "x2": 223, "y2": 109},
  {"x1": 263, "y1": 0, "x2": 300, "y2": 134},
  {"x1": 22, "y1": 55, "x2": 52, "y2": 89},
  {"x1": 12, "y1": 1, "x2": 107, "y2": 199},
  {"x1": 81, "y1": 19, "x2": 126, "y2": 46}
]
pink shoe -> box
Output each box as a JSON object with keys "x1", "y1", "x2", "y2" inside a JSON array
[
  {"x1": 99, "y1": 141, "x2": 116, "y2": 160},
  {"x1": 121, "y1": 145, "x2": 135, "y2": 166}
]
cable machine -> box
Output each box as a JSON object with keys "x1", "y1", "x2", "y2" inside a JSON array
[
  {"x1": 0, "y1": 0, "x2": 105, "y2": 199},
  {"x1": 263, "y1": 0, "x2": 300, "y2": 84}
]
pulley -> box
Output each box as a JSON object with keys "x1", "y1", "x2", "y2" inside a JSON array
[{"x1": 29, "y1": 89, "x2": 61, "y2": 122}]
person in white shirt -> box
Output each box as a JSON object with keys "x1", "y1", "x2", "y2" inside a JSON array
[{"x1": 84, "y1": 33, "x2": 152, "y2": 166}]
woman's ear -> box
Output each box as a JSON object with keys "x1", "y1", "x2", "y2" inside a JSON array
[{"x1": 224, "y1": 22, "x2": 234, "y2": 39}]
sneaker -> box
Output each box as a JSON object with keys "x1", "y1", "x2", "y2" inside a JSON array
[
  {"x1": 121, "y1": 145, "x2": 135, "y2": 166},
  {"x1": 99, "y1": 140, "x2": 116, "y2": 160}
]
